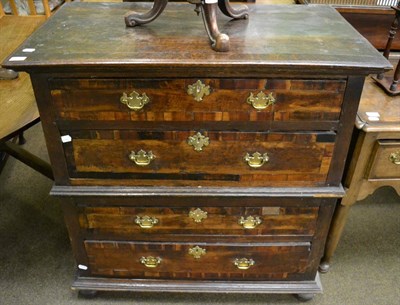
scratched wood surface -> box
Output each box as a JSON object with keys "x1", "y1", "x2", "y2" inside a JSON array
[{"x1": 3, "y1": 2, "x2": 390, "y2": 75}]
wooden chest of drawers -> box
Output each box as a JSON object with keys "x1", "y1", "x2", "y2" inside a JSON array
[{"x1": 3, "y1": 2, "x2": 390, "y2": 300}]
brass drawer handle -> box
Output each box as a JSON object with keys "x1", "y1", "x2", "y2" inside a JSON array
[
  {"x1": 246, "y1": 91, "x2": 275, "y2": 110},
  {"x1": 188, "y1": 246, "x2": 206, "y2": 259},
  {"x1": 187, "y1": 80, "x2": 211, "y2": 102},
  {"x1": 135, "y1": 215, "x2": 159, "y2": 228},
  {"x1": 140, "y1": 256, "x2": 161, "y2": 268},
  {"x1": 238, "y1": 216, "x2": 262, "y2": 229},
  {"x1": 389, "y1": 151, "x2": 400, "y2": 165},
  {"x1": 187, "y1": 132, "x2": 210, "y2": 152},
  {"x1": 189, "y1": 208, "x2": 208, "y2": 223},
  {"x1": 120, "y1": 91, "x2": 150, "y2": 111},
  {"x1": 129, "y1": 150, "x2": 155, "y2": 166},
  {"x1": 234, "y1": 258, "x2": 255, "y2": 270},
  {"x1": 244, "y1": 152, "x2": 269, "y2": 168}
]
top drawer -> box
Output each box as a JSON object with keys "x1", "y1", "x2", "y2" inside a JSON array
[{"x1": 49, "y1": 78, "x2": 346, "y2": 123}]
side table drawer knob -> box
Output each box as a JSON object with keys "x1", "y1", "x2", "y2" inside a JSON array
[
  {"x1": 129, "y1": 150, "x2": 155, "y2": 166},
  {"x1": 238, "y1": 216, "x2": 262, "y2": 229},
  {"x1": 187, "y1": 80, "x2": 211, "y2": 102},
  {"x1": 244, "y1": 152, "x2": 269, "y2": 168},
  {"x1": 246, "y1": 91, "x2": 275, "y2": 110},
  {"x1": 140, "y1": 256, "x2": 162, "y2": 268},
  {"x1": 120, "y1": 91, "x2": 150, "y2": 111},
  {"x1": 389, "y1": 151, "x2": 400, "y2": 165},
  {"x1": 234, "y1": 258, "x2": 255, "y2": 270},
  {"x1": 135, "y1": 215, "x2": 159, "y2": 228}
]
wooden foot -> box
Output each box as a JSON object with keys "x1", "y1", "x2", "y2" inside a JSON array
[
  {"x1": 295, "y1": 293, "x2": 315, "y2": 302},
  {"x1": 318, "y1": 261, "x2": 330, "y2": 273},
  {"x1": 124, "y1": 0, "x2": 168, "y2": 27},
  {"x1": 0, "y1": 68, "x2": 19, "y2": 80},
  {"x1": 78, "y1": 290, "x2": 97, "y2": 299}
]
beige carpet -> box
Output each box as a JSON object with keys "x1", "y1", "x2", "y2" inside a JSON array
[{"x1": 0, "y1": 123, "x2": 399, "y2": 304}]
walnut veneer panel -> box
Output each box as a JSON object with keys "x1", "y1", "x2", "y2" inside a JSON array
[
  {"x1": 79, "y1": 206, "x2": 319, "y2": 237},
  {"x1": 84, "y1": 241, "x2": 311, "y2": 280},
  {"x1": 50, "y1": 78, "x2": 345, "y2": 122},
  {"x1": 63, "y1": 130, "x2": 334, "y2": 186}
]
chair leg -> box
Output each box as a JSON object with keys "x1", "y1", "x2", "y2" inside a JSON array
[
  {"x1": 0, "y1": 141, "x2": 53, "y2": 180},
  {"x1": 18, "y1": 132, "x2": 26, "y2": 145}
]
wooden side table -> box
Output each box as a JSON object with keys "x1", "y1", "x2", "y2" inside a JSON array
[{"x1": 320, "y1": 76, "x2": 400, "y2": 272}]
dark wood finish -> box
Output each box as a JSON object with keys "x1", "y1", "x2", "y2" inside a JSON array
[
  {"x1": 374, "y1": 4, "x2": 400, "y2": 95},
  {"x1": 3, "y1": 3, "x2": 390, "y2": 75},
  {"x1": 3, "y1": 2, "x2": 390, "y2": 298},
  {"x1": 320, "y1": 76, "x2": 400, "y2": 272}
]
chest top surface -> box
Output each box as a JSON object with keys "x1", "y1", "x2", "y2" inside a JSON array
[{"x1": 3, "y1": 2, "x2": 390, "y2": 75}]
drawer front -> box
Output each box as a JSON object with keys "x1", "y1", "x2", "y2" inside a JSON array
[
  {"x1": 63, "y1": 130, "x2": 335, "y2": 187},
  {"x1": 79, "y1": 206, "x2": 319, "y2": 238},
  {"x1": 367, "y1": 140, "x2": 400, "y2": 180},
  {"x1": 50, "y1": 78, "x2": 345, "y2": 122},
  {"x1": 84, "y1": 241, "x2": 311, "y2": 280}
]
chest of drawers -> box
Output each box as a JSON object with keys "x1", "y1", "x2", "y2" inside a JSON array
[{"x1": 3, "y1": 2, "x2": 390, "y2": 300}]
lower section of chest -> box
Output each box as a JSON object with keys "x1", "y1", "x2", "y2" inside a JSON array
[{"x1": 62, "y1": 194, "x2": 336, "y2": 293}]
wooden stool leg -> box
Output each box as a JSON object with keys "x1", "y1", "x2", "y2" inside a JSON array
[
  {"x1": 0, "y1": 141, "x2": 53, "y2": 180},
  {"x1": 319, "y1": 201, "x2": 351, "y2": 273}
]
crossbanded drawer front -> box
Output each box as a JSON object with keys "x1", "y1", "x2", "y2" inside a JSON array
[
  {"x1": 63, "y1": 130, "x2": 335, "y2": 186},
  {"x1": 84, "y1": 241, "x2": 311, "y2": 280},
  {"x1": 79, "y1": 206, "x2": 319, "y2": 238},
  {"x1": 50, "y1": 78, "x2": 345, "y2": 122}
]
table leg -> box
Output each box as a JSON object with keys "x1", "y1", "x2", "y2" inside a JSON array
[
  {"x1": 319, "y1": 201, "x2": 351, "y2": 273},
  {"x1": 125, "y1": 0, "x2": 168, "y2": 27}
]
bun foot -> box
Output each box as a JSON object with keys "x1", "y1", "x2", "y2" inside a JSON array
[
  {"x1": 213, "y1": 33, "x2": 230, "y2": 52},
  {"x1": 78, "y1": 290, "x2": 97, "y2": 299},
  {"x1": 295, "y1": 293, "x2": 315, "y2": 302},
  {"x1": 319, "y1": 261, "x2": 330, "y2": 273}
]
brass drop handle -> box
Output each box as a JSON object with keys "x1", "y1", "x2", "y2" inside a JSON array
[
  {"x1": 238, "y1": 216, "x2": 262, "y2": 229},
  {"x1": 120, "y1": 91, "x2": 150, "y2": 111},
  {"x1": 246, "y1": 91, "x2": 275, "y2": 110},
  {"x1": 389, "y1": 151, "x2": 400, "y2": 165},
  {"x1": 187, "y1": 80, "x2": 211, "y2": 102},
  {"x1": 244, "y1": 152, "x2": 269, "y2": 168},
  {"x1": 129, "y1": 150, "x2": 155, "y2": 166},
  {"x1": 140, "y1": 256, "x2": 161, "y2": 268},
  {"x1": 135, "y1": 215, "x2": 159, "y2": 228},
  {"x1": 234, "y1": 258, "x2": 255, "y2": 270}
]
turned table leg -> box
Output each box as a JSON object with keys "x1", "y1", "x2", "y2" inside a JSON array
[
  {"x1": 319, "y1": 201, "x2": 351, "y2": 273},
  {"x1": 124, "y1": 0, "x2": 248, "y2": 52}
]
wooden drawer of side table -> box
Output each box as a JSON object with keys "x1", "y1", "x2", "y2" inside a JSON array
[{"x1": 367, "y1": 140, "x2": 400, "y2": 180}]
